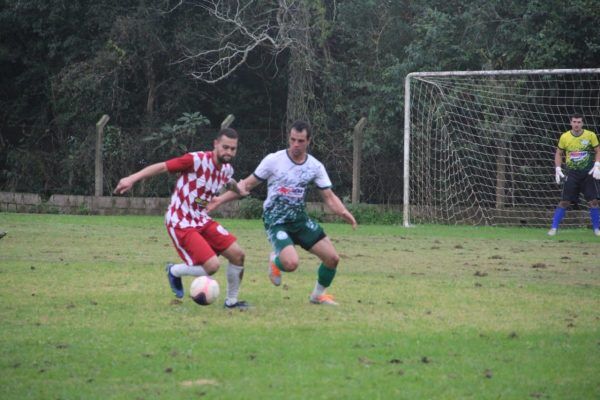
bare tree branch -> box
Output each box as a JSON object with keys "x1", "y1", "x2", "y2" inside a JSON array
[{"x1": 171, "y1": 0, "x2": 308, "y2": 83}]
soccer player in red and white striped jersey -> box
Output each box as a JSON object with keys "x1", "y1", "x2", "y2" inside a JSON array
[{"x1": 114, "y1": 128, "x2": 250, "y2": 309}]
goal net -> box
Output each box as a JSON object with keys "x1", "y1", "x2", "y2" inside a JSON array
[{"x1": 403, "y1": 68, "x2": 600, "y2": 227}]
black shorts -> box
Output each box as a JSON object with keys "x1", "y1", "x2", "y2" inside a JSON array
[{"x1": 561, "y1": 169, "x2": 600, "y2": 202}]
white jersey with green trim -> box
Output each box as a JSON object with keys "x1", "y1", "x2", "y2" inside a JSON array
[{"x1": 253, "y1": 149, "x2": 332, "y2": 227}]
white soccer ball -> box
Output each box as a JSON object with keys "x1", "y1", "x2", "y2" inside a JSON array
[{"x1": 190, "y1": 276, "x2": 220, "y2": 306}]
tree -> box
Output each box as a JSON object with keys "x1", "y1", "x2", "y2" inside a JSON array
[{"x1": 170, "y1": 0, "x2": 323, "y2": 125}]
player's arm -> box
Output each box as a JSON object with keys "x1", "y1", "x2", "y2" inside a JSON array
[
  {"x1": 554, "y1": 148, "x2": 564, "y2": 168},
  {"x1": 207, "y1": 174, "x2": 262, "y2": 212},
  {"x1": 554, "y1": 148, "x2": 565, "y2": 184},
  {"x1": 113, "y1": 162, "x2": 168, "y2": 195},
  {"x1": 589, "y1": 145, "x2": 600, "y2": 179},
  {"x1": 319, "y1": 188, "x2": 357, "y2": 229},
  {"x1": 241, "y1": 174, "x2": 262, "y2": 192},
  {"x1": 222, "y1": 178, "x2": 249, "y2": 197}
]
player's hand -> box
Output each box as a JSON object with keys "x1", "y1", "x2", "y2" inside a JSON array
[
  {"x1": 588, "y1": 162, "x2": 600, "y2": 180},
  {"x1": 113, "y1": 177, "x2": 134, "y2": 194},
  {"x1": 206, "y1": 197, "x2": 220, "y2": 213},
  {"x1": 222, "y1": 179, "x2": 250, "y2": 197},
  {"x1": 555, "y1": 167, "x2": 565, "y2": 184},
  {"x1": 237, "y1": 179, "x2": 251, "y2": 197},
  {"x1": 343, "y1": 211, "x2": 357, "y2": 230}
]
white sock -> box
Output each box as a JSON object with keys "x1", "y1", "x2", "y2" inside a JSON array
[
  {"x1": 170, "y1": 263, "x2": 208, "y2": 277},
  {"x1": 311, "y1": 282, "x2": 326, "y2": 298},
  {"x1": 225, "y1": 263, "x2": 244, "y2": 305}
]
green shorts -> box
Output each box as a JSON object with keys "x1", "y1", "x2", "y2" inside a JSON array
[{"x1": 265, "y1": 218, "x2": 326, "y2": 255}]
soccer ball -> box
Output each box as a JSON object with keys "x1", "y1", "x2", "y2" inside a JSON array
[{"x1": 190, "y1": 276, "x2": 220, "y2": 306}]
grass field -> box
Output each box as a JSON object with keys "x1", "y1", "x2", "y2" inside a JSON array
[{"x1": 0, "y1": 212, "x2": 598, "y2": 399}]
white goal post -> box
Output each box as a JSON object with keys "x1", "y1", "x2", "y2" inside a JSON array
[{"x1": 403, "y1": 68, "x2": 600, "y2": 228}]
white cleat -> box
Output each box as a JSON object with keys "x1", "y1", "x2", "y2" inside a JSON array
[
  {"x1": 594, "y1": 229, "x2": 600, "y2": 237},
  {"x1": 547, "y1": 228, "x2": 557, "y2": 236}
]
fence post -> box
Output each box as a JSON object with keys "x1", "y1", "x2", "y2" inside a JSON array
[
  {"x1": 221, "y1": 114, "x2": 235, "y2": 129},
  {"x1": 95, "y1": 115, "x2": 110, "y2": 196},
  {"x1": 352, "y1": 117, "x2": 367, "y2": 205}
]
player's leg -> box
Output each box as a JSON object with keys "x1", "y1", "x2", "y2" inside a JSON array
[
  {"x1": 307, "y1": 236, "x2": 340, "y2": 305},
  {"x1": 266, "y1": 225, "x2": 298, "y2": 286},
  {"x1": 166, "y1": 226, "x2": 219, "y2": 298},
  {"x1": 220, "y1": 242, "x2": 249, "y2": 309},
  {"x1": 294, "y1": 219, "x2": 338, "y2": 305},
  {"x1": 549, "y1": 173, "x2": 580, "y2": 235},
  {"x1": 582, "y1": 175, "x2": 600, "y2": 236},
  {"x1": 203, "y1": 221, "x2": 249, "y2": 309}
]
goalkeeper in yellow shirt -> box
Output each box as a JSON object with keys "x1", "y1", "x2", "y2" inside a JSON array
[{"x1": 549, "y1": 113, "x2": 600, "y2": 236}]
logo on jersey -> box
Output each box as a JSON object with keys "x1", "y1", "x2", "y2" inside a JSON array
[
  {"x1": 276, "y1": 231, "x2": 289, "y2": 240},
  {"x1": 195, "y1": 198, "x2": 209, "y2": 208},
  {"x1": 277, "y1": 186, "x2": 304, "y2": 198},
  {"x1": 569, "y1": 151, "x2": 588, "y2": 162}
]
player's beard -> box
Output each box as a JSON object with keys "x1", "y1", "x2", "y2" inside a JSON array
[{"x1": 217, "y1": 154, "x2": 233, "y2": 164}]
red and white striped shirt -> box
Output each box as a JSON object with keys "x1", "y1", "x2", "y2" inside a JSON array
[{"x1": 164, "y1": 151, "x2": 233, "y2": 229}]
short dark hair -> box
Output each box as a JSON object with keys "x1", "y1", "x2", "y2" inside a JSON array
[
  {"x1": 290, "y1": 120, "x2": 312, "y2": 139},
  {"x1": 217, "y1": 127, "x2": 238, "y2": 140},
  {"x1": 570, "y1": 113, "x2": 584, "y2": 120}
]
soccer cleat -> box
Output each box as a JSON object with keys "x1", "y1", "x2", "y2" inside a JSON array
[
  {"x1": 547, "y1": 228, "x2": 557, "y2": 236},
  {"x1": 223, "y1": 300, "x2": 250, "y2": 310},
  {"x1": 268, "y1": 252, "x2": 282, "y2": 286},
  {"x1": 165, "y1": 263, "x2": 184, "y2": 299},
  {"x1": 594, "y1": 229, "x2": 600, "y2": 237},
  {"x1": 309, "y1": 293, "x2": 339, "y2": 306}
]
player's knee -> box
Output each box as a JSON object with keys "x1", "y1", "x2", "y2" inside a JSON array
[
  {"x1": 203, "y1": 257, "x2": 220, "y2": 275},
  {"x1": 236, "y1": 251, "x2": 245, "y2": 266},
  {"x1": 558, "y1": 201, "x2": 570, "y2": 208},
  {"x1": 228, "y1": 250, "x2": 245, "y2": 266},
  {"x1": 589, "y1": 199, "x2": 599, "y2": 208},
  {"x1": 323, "y1": 253, "x2": 340, "y2": 268},
  {"x1": 281, "y1": 258, "x2": 299, "y2": 272}
]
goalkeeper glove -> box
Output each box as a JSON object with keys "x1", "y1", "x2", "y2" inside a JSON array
[
  {"x1": 589, "y1": 161, "x2": 600, "y2": 180},
  {"x1": 555, "y1": 167, "x2": 565, "y2": 184}
]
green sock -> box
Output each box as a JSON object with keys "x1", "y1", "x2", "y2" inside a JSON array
[
  {"x1": 274, "y1": 256, "x2": 284, "y2": 271},
  {"x1": 317, "y1": 263, "x2": 336, "y2": 287}
]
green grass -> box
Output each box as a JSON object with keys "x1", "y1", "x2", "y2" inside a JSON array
[{"x1": 0, "y1": 213, "x2": 598, "y2": 399}]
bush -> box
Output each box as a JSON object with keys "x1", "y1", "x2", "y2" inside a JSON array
[
  {"x1": 237, "y1": 197, "x2": 263, "y2": 219},
  {"x1": 346, "y1": 204, "x2": 403, "y2": 225}
]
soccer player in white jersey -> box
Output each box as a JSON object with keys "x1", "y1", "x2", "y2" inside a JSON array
[
  {"x1": 210, "y1": 121, "x2": 357, "y2": 305},
  {"x1": 114, "y1": 128, "x2": 250, "y2": 309}
]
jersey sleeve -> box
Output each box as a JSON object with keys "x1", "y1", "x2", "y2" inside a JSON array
[
  {"x1": 253, "y1": 153, "x2": 275, "y2": 181},
  {"x1": 557, "y1": 132, "x2": 568, "y2": 150},
  {"x1": 165, "y1": 153, "x2": 195, "y2": 173},
  {"x1": 314, "y1": 161, "x2": 333, "y2": 189},
  {"x1": 591, "y1": 131, "x2": 599, "y2": 147}
]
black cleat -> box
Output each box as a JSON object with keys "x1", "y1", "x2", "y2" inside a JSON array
[{"x1": 223, "y1": 300, "x2": 250, "y2": 310}]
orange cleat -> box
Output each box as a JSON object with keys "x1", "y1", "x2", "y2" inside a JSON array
[
  {"x1": 309, "y1": 293, "x2": 338, "y2": 306},
  {"x1": 268, "y1": 252, "x2": 282, "y2": 286}
]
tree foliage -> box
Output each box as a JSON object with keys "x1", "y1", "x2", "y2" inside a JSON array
[{"x1": 1, "y1": 0, "x2": 598, "y2": 200}]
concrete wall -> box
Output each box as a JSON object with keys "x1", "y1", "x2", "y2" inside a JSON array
[
  {"x1": 1, "y1": 191, "x2": 591, "y2": 227},
  {"x1": 0, "y1": 191, "x2": 239, "y2": 217}
]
